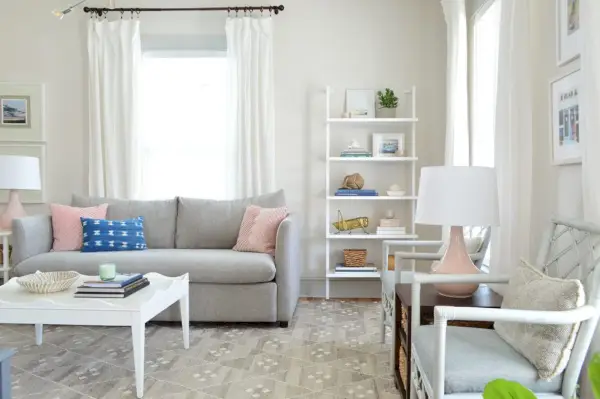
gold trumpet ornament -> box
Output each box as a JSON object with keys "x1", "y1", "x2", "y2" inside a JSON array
[{"x1": 332, "y1": 210, "x2": 370, "y2": 234}]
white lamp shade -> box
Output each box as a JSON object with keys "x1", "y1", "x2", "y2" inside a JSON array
[
  {"x1": 0, "y1": 156, "x2": 41, "y2": 190},
  {"x1": 415, "y1": 166, "x2": 499, "y2": 226}
]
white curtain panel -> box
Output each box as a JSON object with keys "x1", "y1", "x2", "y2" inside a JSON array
[
  {"x1": 441, "y1": 0, "x2": 470, "y2": 167},
  {"x1": 581, "y1": 0, "x2": 600, "y2": 225},
  {"x1": 88, "y1": 19, "x2": 142, "y2": 199},
  {"x1": 490, "y1": 0, "x2": 533, "y2": 286},
  {"x1": 225, "y1": 17, "x2": 276, "y2": 198}
]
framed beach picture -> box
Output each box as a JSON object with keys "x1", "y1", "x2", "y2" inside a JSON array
[
  {"x1": 551, "y1": 70, "x2": 581, "y2": 165},
  {"x1": 556, "y1": 0, "x2": 580, "y2": 66},
  {"x1": 372, "y1": 133, "x2": 405, "y2": 157},
  {"x1": 345, "y1": 89, "x2": 375, "y2": 118},
  {"x1": 0, "y1": 144, "x2": 45, "y2": 204},
  {"x1": 0, "y1": 83, "x2": 45, "y2": 142}
]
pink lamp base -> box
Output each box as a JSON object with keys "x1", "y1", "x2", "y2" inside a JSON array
[
  {"x1": 0, "y1": 190, "x2": 27, "y2": 230},
  {"x1": 431, "y1": 225, "x2": 480, "y2": 298}
]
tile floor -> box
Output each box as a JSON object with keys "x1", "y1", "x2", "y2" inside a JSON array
[{"x1": 1, "y1": 299, "x2": 401, "y2": 399}]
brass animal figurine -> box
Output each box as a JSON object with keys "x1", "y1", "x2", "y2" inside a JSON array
[{"x1": 332, "y1": 210, "x2": 369, "y2": 234}]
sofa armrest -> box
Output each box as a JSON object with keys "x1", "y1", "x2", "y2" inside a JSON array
[
  {"x1": 12, "y1": 215, "x2": 52, "y2": 266},
  {"x1": 275, "y1": 214, "x2": 300, "y2": 322}
]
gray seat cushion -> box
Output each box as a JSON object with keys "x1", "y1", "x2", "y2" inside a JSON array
[
  {"x1": 176, "y1": 190, "x2": 286, "y2": 249},
  {"x1": 13, "y1": 249, "x2": 276, "y2": 284},
  {"x1": 413, "y1": 326, "x2": 562, "y2": 394},
  {"x1": 72, "y1": 195, "x2": 177, "y2": 249}
]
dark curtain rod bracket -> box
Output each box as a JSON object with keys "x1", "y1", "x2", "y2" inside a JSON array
[{"x1": 83, "y1": 5, "x2": 284, "y2": 17}]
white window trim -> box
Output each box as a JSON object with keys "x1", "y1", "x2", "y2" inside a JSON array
[{"x1": 143, "y1": 50, "x2": 226, "y2": 59}]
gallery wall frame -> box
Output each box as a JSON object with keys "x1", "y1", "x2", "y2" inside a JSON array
[{"x1": 0, "y1": 83, "x2": 45, "y2": 142}]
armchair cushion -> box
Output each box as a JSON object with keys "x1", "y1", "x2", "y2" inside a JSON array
[
  {"x1": 413, "y1": 326, "x2": 562, "y2": 394},
  {"x1": 495, "y1": 259, "x2": 585, "y2": 380}
]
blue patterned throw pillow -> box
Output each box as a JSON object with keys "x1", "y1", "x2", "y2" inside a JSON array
[{"x1": 80, "y1": 217, "x2": 147, "y2": 252}]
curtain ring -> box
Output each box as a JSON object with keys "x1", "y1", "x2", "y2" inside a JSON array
[
  {"x1": 260, "y1": 6, "x2": 263, "y2": 16},
  {"x1": 136, "y1": 9, "x2": 141, "y2": 19},
  {"x1": 227, "y1": 7, "x2": 231, "y2": 17},
  {"x1": 120, "y1": 10, "x2": 124, "y2": 19},
  {"x1": 235, "y1": 8, "x2": 238, "y2": 17}
]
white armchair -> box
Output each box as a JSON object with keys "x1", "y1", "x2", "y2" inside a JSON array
[
  {"x1": 379, "y1": 227, "x2": 491, "y2": 345},
  {"x1": 410, "y1": 218, "x2": 600, "y2": 399}
]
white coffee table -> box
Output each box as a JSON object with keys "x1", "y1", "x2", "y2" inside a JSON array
[{"x1": 0, "y1": 272, "x2": 189, "y2": 398}]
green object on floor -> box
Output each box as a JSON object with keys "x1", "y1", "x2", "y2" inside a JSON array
[
  {"x1": 590, "y1": 353, "x2": 600, "y2": 398},
  {"x1": 483, "y1": 379, "x2": 537, "y2": 399}
]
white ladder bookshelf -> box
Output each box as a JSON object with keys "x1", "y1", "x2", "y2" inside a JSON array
[{"x1": 324, "y1": 86, "x2": 419, "y2": 299}]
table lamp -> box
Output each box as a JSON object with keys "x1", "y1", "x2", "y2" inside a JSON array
[
  {"x1": 0, "y1": 156, "x2": 41, "y2": 230},
  {"x1": 415, "y1": 166, "x2": 499, "y2": 297}
]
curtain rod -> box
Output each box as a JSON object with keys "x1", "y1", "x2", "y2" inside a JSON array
[{"x1": 83, "y1": 5, "x2": 284, "y2": 16}]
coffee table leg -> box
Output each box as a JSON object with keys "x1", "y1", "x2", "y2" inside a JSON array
[
  {"x1": 131, "y1": 321, "x2": 145, "y2": 398},
  {"x1": 35, "y1": 324, "x2": 43, "y2": 345},
  {"x1": 180, "y1": 294, "x2": 190, "y2": 349}
]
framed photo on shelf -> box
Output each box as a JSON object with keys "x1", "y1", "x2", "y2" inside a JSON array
[
  {"x1": 345, "y1": 89, "x2": 375, "y2": 118},
  {"x1": 0, "y1": 83, "x2": 45, "y2": 142},
  {"x1": 550, "y1": 70, "x2": 581, "y2": 165},
  {"x1": 372, "y1": 133, "x2": 405, "y2": 157},
  {"x1": 556, "y1": 0, "x2": 580, "y2": 66},
  {"x1": 0, "y1": 144, "x2": 45, "y2": 203}
]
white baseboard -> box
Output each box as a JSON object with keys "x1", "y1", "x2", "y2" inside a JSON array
[{"x1": 300, "y1": 278, "x2": 381, "y2": 298}]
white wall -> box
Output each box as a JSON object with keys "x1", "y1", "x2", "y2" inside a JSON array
[
  {"x1": 0, "y1": 0, "x2": 447, "y2": 295},
  {"x1": 529, "y1": 0, "x2": 582, "y2": 257}
]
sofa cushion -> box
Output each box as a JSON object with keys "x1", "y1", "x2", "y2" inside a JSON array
[
  {"x1": 14, "y1": 249, "x2": 276, "y2": 284},
  {"x1": 176, "y1": 190, "x2": 286, "y2": 249},
  {"x1": 72, "y1": 195, "x2": 177, "y2": 249},
  {"x1": 81, "y1": 217, "x2": 147, "y2": 252}
]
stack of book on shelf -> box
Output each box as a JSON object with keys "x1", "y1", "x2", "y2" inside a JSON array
[
  {"x1": 377, "y1": 226, "x2": 406, "y2": 235},
  {"x1": 377, "y1": 218, "x2": 406, "y2": 235},
  {"x1": 340, "y1": 147, "x2": 372, "y2": 158},
  {"x1": 74, "y1": 273, "x2": 149, "y2": 298},
  {"x1": 335, "y1": 189, "x2": 378, "y2": 196},
  {"x1": 335, "y1": 263, "x2": 378, "y2": 272}
]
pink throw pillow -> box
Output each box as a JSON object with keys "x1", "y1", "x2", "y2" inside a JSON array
[
  {"x1": 50, "y1": 203, "x2": 108, "y2": 251},
  {"x1": 233, "y1": 205, "x2": 289, "y2": 255}
]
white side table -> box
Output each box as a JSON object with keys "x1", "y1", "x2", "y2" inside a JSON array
[{"x1": 0, "y1": 231, "x2": 11, "y2": 284}]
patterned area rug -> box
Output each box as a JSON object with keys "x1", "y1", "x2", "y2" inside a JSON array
[{"x1": 1, "y1": 299, "x2": 401, "y2": 399}]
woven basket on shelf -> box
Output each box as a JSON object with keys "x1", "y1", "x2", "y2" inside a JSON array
[{"x1": 343, "y1": 249, "x2": 367, "y2": 267}]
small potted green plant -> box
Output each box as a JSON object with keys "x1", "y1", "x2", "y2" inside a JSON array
[{"x1": 376, "y1": 88, "x2": 398, "y2": 118}]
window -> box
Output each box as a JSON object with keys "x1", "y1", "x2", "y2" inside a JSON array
[
  {"x1": 470, "y1": 0, "x2": 501, "y2": 168},
  {"x1": 470, "y1": 0, "x2": 502, "y2": 269},
  {"x1": 139, "y1": 52, "x2": 228, "y2": 200}
]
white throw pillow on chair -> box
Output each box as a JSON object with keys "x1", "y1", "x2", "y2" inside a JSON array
[{"x1": 494, "y1": 259, "x2": 585, "y2": 380}]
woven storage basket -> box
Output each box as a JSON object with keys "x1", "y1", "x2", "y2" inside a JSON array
[
  {"x1": 343, "y1": 249, "x2": 367, "y2": 267},
  {"x1": 17, "y1": 271, "x2": 80, "y2": 294}
]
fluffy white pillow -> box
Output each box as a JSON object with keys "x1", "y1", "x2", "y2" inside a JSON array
[{"x1": 494, "y1": 259, "x2": 585, "y2": 380}]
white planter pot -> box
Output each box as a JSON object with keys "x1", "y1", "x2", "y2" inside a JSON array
[{"x1": 376, "y1": 108, "x2": 396, "y2": 118}]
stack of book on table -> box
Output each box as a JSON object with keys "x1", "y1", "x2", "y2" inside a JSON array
[
  {"x1": 335, "y1": 189, "x2": 378, "y2": 197},
  {"x1": 74, "y1": 273, "x2": 149, "y2": 298},
  {"x1": 335, "y1": 263, "x2": 378, "y2": 272}
]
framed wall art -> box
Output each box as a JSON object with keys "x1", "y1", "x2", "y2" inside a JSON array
[
  {"x1": 0, "y1": 144, "x2": 46, "y2": 203},
  {"x1": 345, "y1": 89, "x2": 375, "y2": 118},
  {"x1": 556, "y1": 0, "x2": 580, "y2": 66},
  {"x1": 550, "y1": 70, "x2": 581, "y2": 165},
  {"x1": 372, "y1": 133, "x2": 405, "y2": 157},
  {"x1": 0, "y1": 83, "x2": 45, "y2": 142}
]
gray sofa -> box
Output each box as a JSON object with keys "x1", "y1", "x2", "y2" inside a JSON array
[{"x1": 11, "y1": 190, "x2": 300, "y2": 326}]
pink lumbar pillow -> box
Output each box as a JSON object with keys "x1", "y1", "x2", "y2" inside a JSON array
[
  {"x1": 50, "y1": 203, "x2": 108, "y2": 251},
  {"x1": 233, "y1": 205, "x2": 289, "y2": 255}
]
